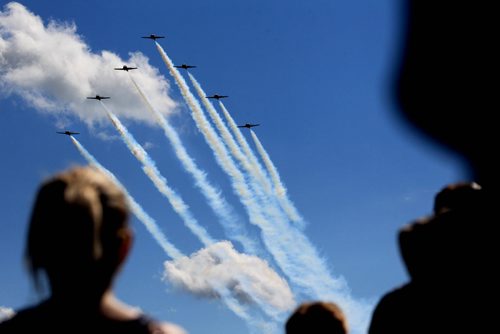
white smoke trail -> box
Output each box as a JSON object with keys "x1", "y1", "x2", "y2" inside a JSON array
[
  {"x1": 188, "y1": 73, "x2": 271, "y2": 195},
  {"x1": 70, "y1": 136, "x2": 182, "y2": 259},
  {"x1": 244, "y1": 126, "x2": 303, "y2": 225},
  {"x1": 248, "y1": 129, "x2": 285, "y2": 198},
  {"x1": 127, "y1": 73, "x2": 259, "y2": 255},
  {"x1": 98, "y1": 101, "x2": 215, "y2": 246},
  {"x1": 189, "y1": 75, "x2": 303, "y2": 231},
  {"x1": 218, "y1": 101, "x2": 303, "y2": 226},
  {"x1": 187, "y1": 75, "x2": 297, "y2": 241}
]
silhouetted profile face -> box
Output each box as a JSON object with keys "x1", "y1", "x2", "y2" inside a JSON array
[
  {"x1": 286, "y1": 301, "x2": 348, "y2": 334},
  {"x1": 396, "y1": 1, "x2": 496, "y2": 182},
  {"x1": 398, "y1": 182, "x2": 484, "y2": 282},
  {"x1": 26, "y1": 167, "x2": 130, "y2": 297}
]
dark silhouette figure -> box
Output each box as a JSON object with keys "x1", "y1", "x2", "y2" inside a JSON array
[
  {"x1": 0, "y1": 167, "x2": 186, "y2": 334},
  {"x1": 369, "y1": 1, "x2": 496, "y2": 332},
  {"x1": 286, "y1": 301, "x2": 348, "y2": 334},
  {"x1": 369, "y1": 183, "x2": 487, "y2": 333}
]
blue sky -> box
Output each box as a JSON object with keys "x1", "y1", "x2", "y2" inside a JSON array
[{"x1": 0, "y1": 1, "x2": 464, "y2": 333}]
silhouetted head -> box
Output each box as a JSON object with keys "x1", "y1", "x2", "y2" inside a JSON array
[
  {"x1": 399, "y1": 182, "x2": 486, "y2": 283},
  {"x1": 396, "y1": 1, "x2": 497, "y2": 183},
  {"x1": 433, "y1": 182, "x2": 483, "y2": 214},
  {"x1": 286, "y1": 301, "x2": 348, "y2": 334},
  {"x1": 26, "y1": 166, "x2": 131, "y2": 299}
]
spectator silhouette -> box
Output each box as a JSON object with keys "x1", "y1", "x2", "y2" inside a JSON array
[
  {"x1": 286, "y1": 301, "x2": 348, "y2": 334},
  {"x1": 368, "y1": 1, "x2": 495, "y2": 332},
  {"x1": 369, "y1": 183, "x2": 486, "y2": 333},
  {"x1": 0, "y1": 167, "x2": 186, "y2": 334}
]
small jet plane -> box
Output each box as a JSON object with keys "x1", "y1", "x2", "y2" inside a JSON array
[
  {"x1": 206, "y1": 94, "x2": 228, "y2": 100},
  {"x1": 238, "y1": 123, "x2": 260, "y2": 129},
  {"x1": 174, "y1": 64, "x2": 197, "y2": 70},
  {"x1": 141, "y1": 34, "x2": 165, "y2": 40},
  {"x1": 57, "y1": 131, "x2": 79, "y2": 136},
  {"x1": 87, "y1": 95, "x2": 110, "y2": 101},
  {"x1": 114, "y1": 65, "x2": 137, "y2": 71}
]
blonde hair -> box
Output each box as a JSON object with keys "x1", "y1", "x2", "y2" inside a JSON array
[{"x1": 26, "y1": 166, "x2": 129, "y2": 291}]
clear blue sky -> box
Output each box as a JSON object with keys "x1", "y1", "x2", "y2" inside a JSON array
[{"x1": 0, "y1": 1, "x2": 464, "y2": 333}]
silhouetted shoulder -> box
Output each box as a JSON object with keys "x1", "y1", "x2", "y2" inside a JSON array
[
  {"x1": 0, "y1": 304, "x2": 187, "y2": 334},
  {"x1": 369, "y1": 284, "x2": 414, "y2": 334}
]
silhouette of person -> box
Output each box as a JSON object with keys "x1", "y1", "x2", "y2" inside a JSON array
[
  {"x1": 0, "y1": 167, "x2": 186, "y2": 334},
  {"x1": 368, "y1": 1, "x2": 495, "y2": 331},
  {"x1": 286, "y1": 301, "x2": 348, "y2": 334},
  {"x1": 369, "y1": 183, "x2": 486, "y2": 333}
]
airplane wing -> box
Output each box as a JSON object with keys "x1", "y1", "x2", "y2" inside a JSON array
[
  {"x1": 57, "y1": 131, "x2": 79, "y2": 135},
  {"x1": 101, "y1": 97, "x2": 110, "y2": 99}
]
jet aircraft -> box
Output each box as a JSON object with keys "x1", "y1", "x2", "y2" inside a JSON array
[
  {"x1": 141, "y1": 34, "x2": 165, "y2": 40},
  {"x1": 57, "y1": 131, "x2": 79, "y2": 136},
  {"x1": 206, "y1": 94, "x2": 228, "y2": 100},
  {"x1": 114, "y1": 65, "x2": 137, "y2": 71},
  {"x1": 238, "y1": 123, "x2": 260, "y2": 129},
  {"x1": 174, "y1": 64, "x2": 197, "y2": 70},
  {"x1": 87, "y1": 95, "x2": 110, "y2": 101}
]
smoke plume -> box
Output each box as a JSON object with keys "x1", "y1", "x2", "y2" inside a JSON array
[
  {"x1": 127, "y1": 73, "x2": 259, "y2": 255},
  {"x1": 98, "y1": 101, "x2": 215, "y2": 246}
]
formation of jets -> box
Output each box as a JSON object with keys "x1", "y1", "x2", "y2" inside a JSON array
[
  {"x1": 206, "y1": 94, "x2": 228, "y2": 100},
  {"x1": 71, "y1": 36, "x2": 260, "y2": 139},
  {"x1": 237, "y1": 123, "x2": 260, "y2": 129},
  {"x1": 57, "y1": 131, "x2": 79, "y2": 136},
  {"x1": 141, "y1": 34, "x2": 165, "y2": 40},
  {"x1": 87, "y1": 95, "x2": 110, "y2": 101},
  {"x1": 174, "y1": 64, "x2": 197, "y2": 70},
  {"x1": 114, "y1": 65, "x2": 137, "y2": 71}
]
